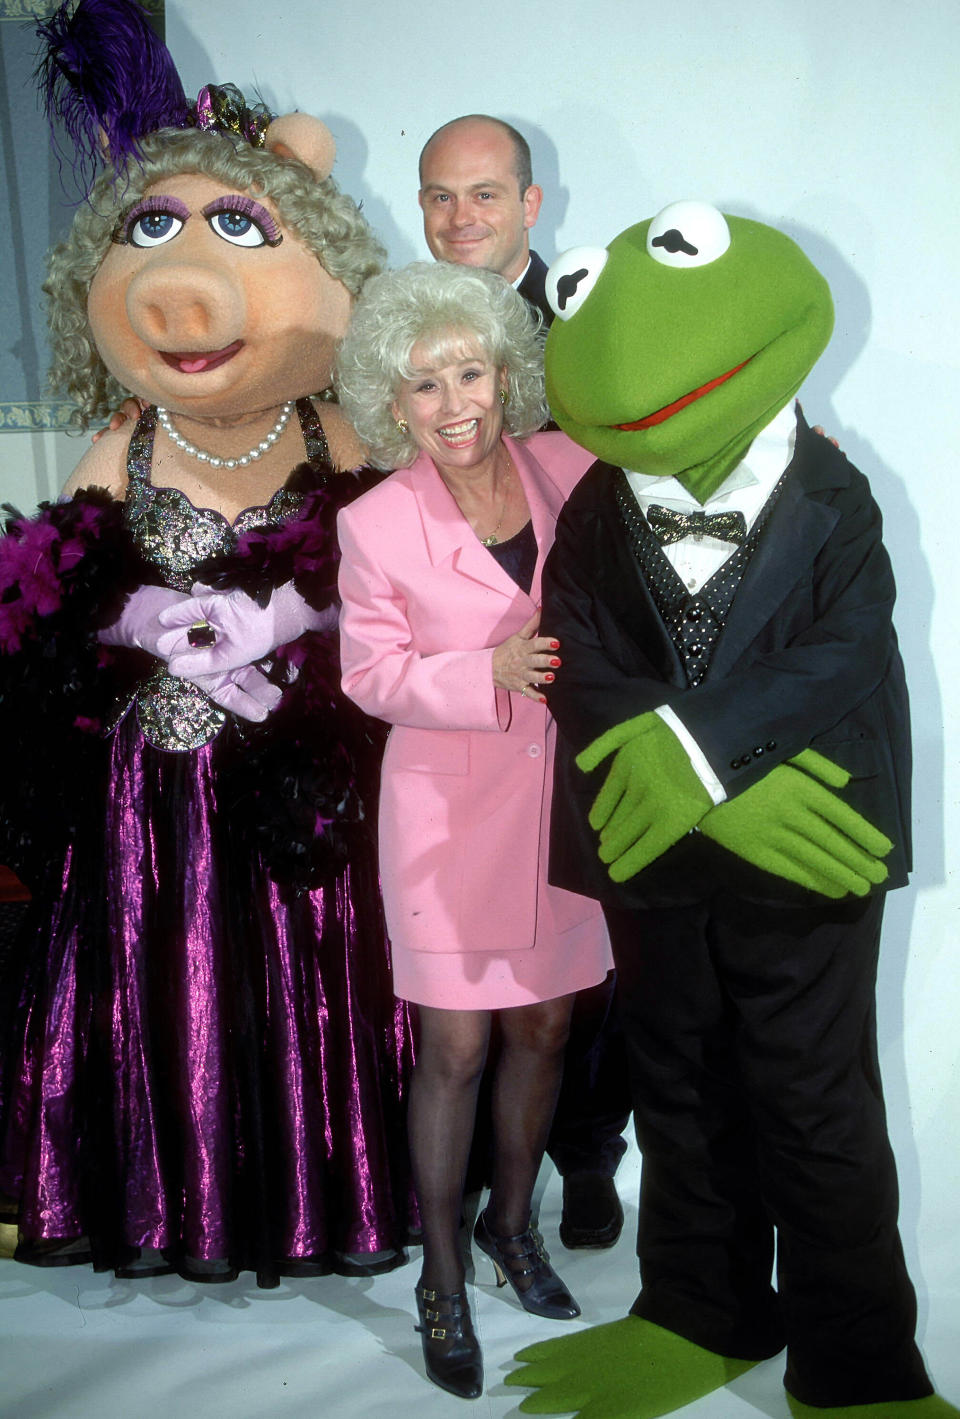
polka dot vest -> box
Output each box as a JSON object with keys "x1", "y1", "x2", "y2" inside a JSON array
[{"x1": 614, "y1": 469, "x2": 788, "y2": 686}]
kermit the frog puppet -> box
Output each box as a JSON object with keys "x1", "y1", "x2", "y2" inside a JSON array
[{"x1": 507, "y1": 203, "x2": 956, "y2": 1418}]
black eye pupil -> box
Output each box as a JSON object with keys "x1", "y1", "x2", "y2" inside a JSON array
[
  {"x1": 218, "y1": 211, "x2": 251, "y2": 235},
  {"x1": 138, "y1": 213, "x2": 173, "y2": 238},
  {"x1": 557, "y1": 267, "x2": 590, "y2": 311},
  {"x1": 652, "y1": 228, "x2": 698, "y2": 256}
]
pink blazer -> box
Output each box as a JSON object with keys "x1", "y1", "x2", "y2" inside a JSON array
[{"x1": 337, "y1": 432, "x2": 601, "y2": 957}]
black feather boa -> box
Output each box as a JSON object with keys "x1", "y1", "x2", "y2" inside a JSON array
[
  {"x1": 207, "y1": 463, "x2": 388, "y2": 894},
  {"x1": 0, "y1": 489, "x2": 144, "y2": 889},
  {"x1": 0, "y1": 468, "x2": 389, "y2": 897},
  {"x1": 215, "y1": 630, "x2": 388, "y2": 896},
  {"x1": 195, "y1": 463, "x2": 385, "y2": 610}
]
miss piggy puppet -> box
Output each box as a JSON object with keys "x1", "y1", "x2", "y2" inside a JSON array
[{"x1": 0, "y1": 0, "x2": 415, "y2": 1287}]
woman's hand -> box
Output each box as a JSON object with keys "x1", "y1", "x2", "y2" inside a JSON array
[{"x1": 491, "y1": 609, "x2": 561, "y2": 703}]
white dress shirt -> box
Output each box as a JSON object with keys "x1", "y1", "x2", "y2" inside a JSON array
[{"x1": 625, "y1": 402, "x2": 797, "y2": 592}]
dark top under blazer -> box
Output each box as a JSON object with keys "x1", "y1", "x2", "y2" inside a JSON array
[
  {"x1": 518, "y1": 250, "x2": 553, "y2": 326},
  {"x1": 541, "y1": 409, "x2": 912, "y2": 909}
]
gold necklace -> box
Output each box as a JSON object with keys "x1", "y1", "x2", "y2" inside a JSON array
[{"x1": 479, "y1": 468, "x2": 511, "y2": 547}]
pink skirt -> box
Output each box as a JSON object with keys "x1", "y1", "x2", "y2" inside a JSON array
[{"x1": 391, "y1": 901, "x2": 612, "y2": 1010}]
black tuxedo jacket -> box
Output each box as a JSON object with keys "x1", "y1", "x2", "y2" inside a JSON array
[
  {"x1": 518, "y1": 250, "x2": 553, "y2": 326},
  {"x1": 542, "y1": 410, "x2": 912, "y2": 909}
]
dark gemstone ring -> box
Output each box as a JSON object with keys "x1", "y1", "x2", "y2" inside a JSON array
[{"x1": 187, "y1": 621, "x2": 217, "y2": 648}]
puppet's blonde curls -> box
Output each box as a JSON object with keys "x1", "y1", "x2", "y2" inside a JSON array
[{"x1": 46, "y1": 127, "x2": 386, "y2": 426}]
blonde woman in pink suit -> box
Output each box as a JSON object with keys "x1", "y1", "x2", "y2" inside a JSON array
[{"x1": 335, "y1": 262, "x2": 611, "y2": 1400}]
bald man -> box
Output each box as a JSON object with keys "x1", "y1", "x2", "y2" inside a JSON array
[
  {"x1": 419, "y1": 114, "x2": 552, "y2": 325},
  {"x1": 417, "y1": 115, "x2": 630, "y2": 1250}
]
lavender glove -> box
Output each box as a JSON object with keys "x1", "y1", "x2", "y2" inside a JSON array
[
  {"x1": 193, "y1": 665, "x2": 283, "y2": 723},
  {"x1": 98, "y1": 584, "x2": 191, "y2": 656},
  {"x1": 158, "y1": 581, "x2": 337, "y2": 677},
  {"x1": 99, "y1": 586, "x2": 282, "y2": 720}
]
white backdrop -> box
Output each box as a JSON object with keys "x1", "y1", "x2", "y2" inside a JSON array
[{"x1": 1, "y1": 0, "x2": 957, "y2": 1315}]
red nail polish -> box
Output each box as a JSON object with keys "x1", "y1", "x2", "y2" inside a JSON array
[
  {"x1": 550, "y1": 658, "x2": 561, "y2": 667},
  {"x1": 550, "y1": 641, "x2": 560, "y2": 649},
  {"x1": 544, "y1": 672, "x2": 555, "y2": 682}
]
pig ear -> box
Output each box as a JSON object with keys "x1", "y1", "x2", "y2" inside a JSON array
[{"x1": 264, "y1": 114, "x2": 336, "y2": 180}]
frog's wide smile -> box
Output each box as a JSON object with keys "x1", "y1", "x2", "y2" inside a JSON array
[{"x1": 612, "y1": 357, "x2": 750, "y2": 431}]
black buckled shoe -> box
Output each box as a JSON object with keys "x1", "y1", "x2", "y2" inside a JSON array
[
  {"x1": 559, "y1": 1173, "x2": 624, "y2": 1249},
  {"x1": 473, "y1": 1208, "x2": 580, "y2": 1320},
  {"x1": 414, "y1": 1282, "x2": 483, "y2": 1400}
]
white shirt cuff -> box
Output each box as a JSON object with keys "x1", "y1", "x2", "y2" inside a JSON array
[{"x1": 654, "y1": 703, "x2": 727, "y2": 805}]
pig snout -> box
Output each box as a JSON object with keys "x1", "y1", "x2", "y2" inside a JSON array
[{"x1": 127, "y1": 261, "x2": 245, "y2": 350}]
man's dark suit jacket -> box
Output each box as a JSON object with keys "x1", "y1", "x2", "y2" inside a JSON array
[
  {"x1": 518, "y1": 250, "x2": 552, "y2": 326},
  {"x1": 542, "y1": 409, "x2": 912, "y2": 910}
]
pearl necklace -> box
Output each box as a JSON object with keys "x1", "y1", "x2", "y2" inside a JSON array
[{"x1": 156, "y1": 401, "x2": 294, "y2": 469}]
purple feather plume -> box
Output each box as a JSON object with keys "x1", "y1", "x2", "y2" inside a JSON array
[{"x1": 35, "y1": 0, "x2": 189, "y2": 195}]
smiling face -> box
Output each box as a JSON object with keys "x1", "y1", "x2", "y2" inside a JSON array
[
  {"x1": 87, "y1": 172, "x2": 352, "y2": 421},
  {"x1": 391, "y1": 336, "x2": 506, "y2": 479},
  {"x1": 543, "y1": 202, "x2": 834, "y2": 500},
  {"x1": 419, "y1": 119, "x2": 542, "y2": 283}
]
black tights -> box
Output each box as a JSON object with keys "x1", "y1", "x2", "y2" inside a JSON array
[{"x1": 409, "y1": 996, "x2": 574, "y2": 1295}]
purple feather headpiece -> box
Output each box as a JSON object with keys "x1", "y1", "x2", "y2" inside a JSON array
[
  {"x1": 35, "y1": 0, "x2": 274, "y2": 199},
  {"x1": 35, "y1": 0, "x2": 189, "y2": 194}
]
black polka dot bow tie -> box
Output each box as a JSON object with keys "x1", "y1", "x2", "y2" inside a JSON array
[{"x1": 645, "y1": 504, "x2": 747, "y2": 546}]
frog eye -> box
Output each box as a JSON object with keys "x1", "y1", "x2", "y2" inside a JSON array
[
  {"x1": 646, "y1": 201, "x2": 730, "y2": 269},
  {"x1": 545, "y1": 246, "x2": 609, "y2": 321}
]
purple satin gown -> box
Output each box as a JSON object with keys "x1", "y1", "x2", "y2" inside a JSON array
[{"x1": 0, "y1": 405, "x2": 417, "y2": 1286}]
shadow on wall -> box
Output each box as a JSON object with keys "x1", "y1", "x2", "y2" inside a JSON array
[
  {"x1": 508, "y1": 115, "x2": 568, "y2": 262},
  {"x1": 752, "y1": 215, "x2": 943, "y2": 1315},
  {"x1": 323, "y1": 111, "x2": 417, "y2": 267}
]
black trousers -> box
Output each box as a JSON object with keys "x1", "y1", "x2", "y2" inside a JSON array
[
  {"x1": 603, "y1": 891, "x2": 932, "y2": 1408},
  {"x1": 547, "y1": 969, "x2": 631, "y2": 1179}
]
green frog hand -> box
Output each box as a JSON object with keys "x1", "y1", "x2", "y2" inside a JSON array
[
  {"x1": 699, "y1": 747, "x2": 893, "y2": 898},
  {"x1": 575, "y1": 713, "x2": 711, "y2": 882},
  {"x1": 505, "y1": 1316, "x2": 759, "y2": 1419}
]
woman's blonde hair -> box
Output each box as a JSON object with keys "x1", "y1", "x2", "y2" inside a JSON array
[{"x1": 333, "y1": 261, "x2": 548, "y2": 469}]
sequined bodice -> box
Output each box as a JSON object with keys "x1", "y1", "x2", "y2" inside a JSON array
[
  {"x1": 116, "y1": 401, "x2": 329, "y2": 752},
  {"x1": 124, "y1": 403, "x2": 323, "y2": 588}
]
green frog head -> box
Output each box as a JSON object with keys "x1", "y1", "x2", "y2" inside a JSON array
[{"x1": 543, "y1": 201, "x2": 834, "y2": 502}]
